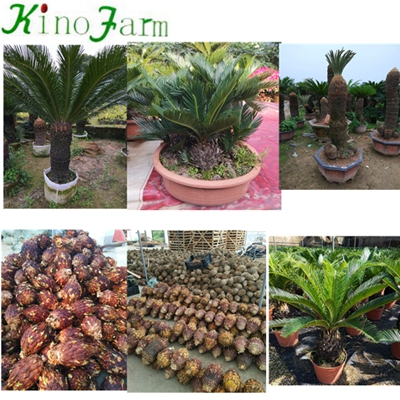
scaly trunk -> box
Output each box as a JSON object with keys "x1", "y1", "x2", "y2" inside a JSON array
[
  {"x1": 76, "y1": 119, "x2": 87, "y2": 134},
  {"x1": 49, "y1": 121, "x2": 73, "y2": 183},
  {"x1": 355, "y1": 98, "x2": 365, "y2": 124},
  {"x1": 4, "y1": 114, "x2": 16, "y2": 142},
  {"x1": 289, "y1": 92, "x2": 299, "y2": 118},
  {"x1": 328, "y1": 75, "x2": 349, "y2": 151},
  {"x1": 33, "y1": 117, "x2": 47, "y2": 146},
  {"x1": 4, "y1": 138, "x2": 10, "y2": 170},
  {"x1": 316, "y1": 329, "x2": 343, "y2": 363},
  {"x1": 383, "y1": 67, "x2": 400, "y2": 139}
]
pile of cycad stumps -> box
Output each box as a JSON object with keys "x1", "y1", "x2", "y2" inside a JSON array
[
  {"x1": 1, "y1": 230, "x2": 127, "y2": 390},
  {"x1": 128, "y1": 282, "x2": 266, "y2": 392}
]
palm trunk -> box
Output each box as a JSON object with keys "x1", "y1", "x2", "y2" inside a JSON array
[
  {"x1": 4, "y1": 138, "x2": 10, "y2": 170},
  {"x1": 4, "y1": 114, "x2": 16, "y2": 142},
  {"x1": 328, "y1": 75, "x2": 349, "y2": 151},
  {"x1": 383, "y1": 67, "x2": 400, "y2": 138},
  {"x1": 49, "y1": 121, "x2": 73, "y2": 183},
  {"x1": 316, "y1": 329, "x2": 342, "y2": 363}
]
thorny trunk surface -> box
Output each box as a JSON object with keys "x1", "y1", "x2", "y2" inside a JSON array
[
  {"x1": 328, "y1": 75, "x2": 350, "y2": 152},
  {"x1": 316, "y1": 329, "x2": 343, "y2": 363},
  {"x1": 49, "y1": 121, "x2": 73, "y2": 184}
]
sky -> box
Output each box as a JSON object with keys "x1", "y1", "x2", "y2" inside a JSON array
[{"x1": 280, "y1": 44, "x2": 400, "y2": 84}]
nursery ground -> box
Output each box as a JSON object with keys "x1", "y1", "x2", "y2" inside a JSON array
[
  {"x1": 269, "y1": 303, "x2": 400, "y2": 385},
  {"x1": 279, "y1": 123, "x2": 400, "y2": 190},
  {"x1": 4, "y1": 138, "x2": 127, "y2": 209}
]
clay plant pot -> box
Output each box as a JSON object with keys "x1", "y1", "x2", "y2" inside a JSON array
[
  {"x1": 269, "y1": 307, "x2": 274, "y2": 321},
  {"x1": 354, "y1": 124, "x2": 367, "y2": 134},
  {"x1": 366, "y1": 307, "x2": 384, "y2": 321},
  {"x1": 309, "y1": 118, "x2": 330, "y2": 141},
  {"x1": 385, "y1": 300, "x2": 397, "y2": 310},
  {"x1": 346, "y1": 326, "x2": 362, "y2": 336},
  {"x1": 296, "y1": 119, "x2": 305, "y2": 129},
  {"x1": 127, "y1": 120, "x2": 144, "y2": 143},
  {"x1": 370, "y1": 131, "x2": 400, "y2": 156},
  {"x1": 152, "y1": 142, "x2": 261, "y2": 206},
  {"x1": 391, "y1": 342, "x2": 400, "y2": 360},
  {"x1": 279, "y1": 129, "x2": 295, "y2": 142},
  {"x1": 43, "y1": 167, "x2": 79, "y2": 205},
  {"x1": 310, "y1": 350, "x2": 347, "y2": 385},
  {"x1": 274, "y1": 330, "x2": 299, "y2": 347},
  {"x1": 314, "y1": 146, "x2": 363, "y2": 184},
  {"x1": 305, "y1": 112, "x2": 315, "y2": 121}
]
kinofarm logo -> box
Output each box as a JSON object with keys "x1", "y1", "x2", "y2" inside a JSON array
[{"x1": 1, "y1": 3, "x2": 169, "y2": 42}]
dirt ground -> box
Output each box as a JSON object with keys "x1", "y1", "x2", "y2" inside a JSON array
[
  {"x1": 4, "y1": 138, "x2": 127, "y2": 209},
  {"x1": 279, "y1": 123, "x2": 400, "y2": 190}
]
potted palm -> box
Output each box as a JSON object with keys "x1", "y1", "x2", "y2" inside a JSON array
[
  {"x1": 4, "y1": 45, "x2": 126, "y2": 205},
  {"x1": 269, "y1": 248, "x2": 400, "y2": 384},
  {"x1": 133, "y1": 51, "x2": 276, "y2": 206},
  {"x1": 348, "y1": 84, "x2": 376, "y2": 133},
  {"x1": 32, "y1": 117, "x2": 50, "y2": 157},
  {"x1": 314, "y1": 48, "x2": 363, "y2": 183},
  {"x1": 371, "y1": 67, "x2": 400, "y2": 156},
  {"x1": 279, "y1": 118, "x2": 297, "y2": 141}
]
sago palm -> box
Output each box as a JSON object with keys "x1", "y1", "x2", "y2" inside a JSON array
[
  {"x1": 325, "y1": 48, "x2": 356, "y2": 152},
  {"x1": 4, "y1": 45, "x2": 126, "y2": 184},
  {"x1": 269, "y1": 248, "x2": 400, "y2": 363},
  {"x1": 134, "y1": 53, "x2": 275, "y2": 170}
]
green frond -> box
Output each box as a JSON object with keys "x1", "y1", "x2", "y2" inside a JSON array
[{"x1": 325, "y1": 48, "x2": 356, "y2": 76}]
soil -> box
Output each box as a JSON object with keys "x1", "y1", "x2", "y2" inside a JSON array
[
  {"x1": 160, "y1": 143, "x2": 255, "y2": 180},
  {"x1": 269, "y1": 303, "x2": 400, "y2": 385},
  {"x1": 4, "y1": 138, "x2": 127, "y2": 209},
  {"x1": 280, "y1": 123, "x2": 400, "y2": 190}
]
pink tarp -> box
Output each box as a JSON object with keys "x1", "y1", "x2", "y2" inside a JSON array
[{"x1": 140, "y1": 102, "x2": 281, "y2": 210}]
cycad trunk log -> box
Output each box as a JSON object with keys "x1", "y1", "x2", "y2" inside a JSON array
[
  {"x1": 49, "y1": 121, "x2": 73, "y2": 183},
  {"x1": 328, "y1": 75, "x2": 349, "y2": 151},
  {"x1": 279, "y1": 93, "x2": 285, "y2": 123},
  {"x1": 316, "y1": 329, "x2": 342, "y2": 363},
  {"x1": 4, "y1": 114, "x2": 16, "y2": 142},
  {"x1": 33, "y1": 117, "x2": 47, "y2": 146},
  {"x1": 383, "y1": 67, "x2": 400, "y2": 139},
  {"x1": 289, "y1": 92, "x2": 299, "y2": 118},
  {"x1": 355, "y1": 98, "x2": 365, "y2": 124}
]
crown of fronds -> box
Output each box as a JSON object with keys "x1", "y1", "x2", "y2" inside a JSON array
[{"x1": 325, "y1": 48, "x2": 356, "y2": 76}]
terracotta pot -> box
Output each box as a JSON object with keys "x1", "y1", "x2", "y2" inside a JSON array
[
  {"x1": 346, "y1": 326, "x2": 362, "y2": 336},
  {"x1": 314, "y1": 146, "x2": 363, "y2": 184},
  {"x1": 296, "y1": 120, "x2": 305, "y2": 129},
  {"x1": 385, "y1": 300, "x2": 397, "y2": 310},
  {"x1": 366, "y1": 307, "x2": 384, "y2": 321},
  {"x1": 153, "y1": 142, "x2": 262, "y2": 206},
  {"x1": 370, "y1": 131, "x2": 400, "y2": 156},
  {"x1": 127, "y1": 120, "x2": 143, "y2": 142},
  {"x1": 279, "y1": 129, "x2": 295, "y2": 142},
  {"x1": 305, "y1": 112, "x2": 315, "y2": 121},
  {"x1": 274, "y1": 330, "x2": 299, "y2": 347},
  {"x1": 310, "y1": 351, "x2": 347, "y2": 385},
  {"x1": 309, "y1": 118, "x2": 330, "y2": 141},
  {"x1": 391, "y1": 342, "x2": 400, "y2": 360}
]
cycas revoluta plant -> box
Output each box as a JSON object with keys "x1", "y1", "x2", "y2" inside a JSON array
[
  {"x1": 4, "y1": 45, "x2": 126, "y2": 184},
  {"x1": 349, "y1": 84, "x2": 377, "y2": 126},
  {"x1": 134, "y1": 52, "x2": 275, "y2": 172},
  {"x1": 269, "y1": 247, "x2": 400, "y2": 364},
  {"x1": 379, "y1": 67, "x2": 400, "y2": 139},
  {"x1": 325, "y1": 48, "x2": 356, "y2": 155}
]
